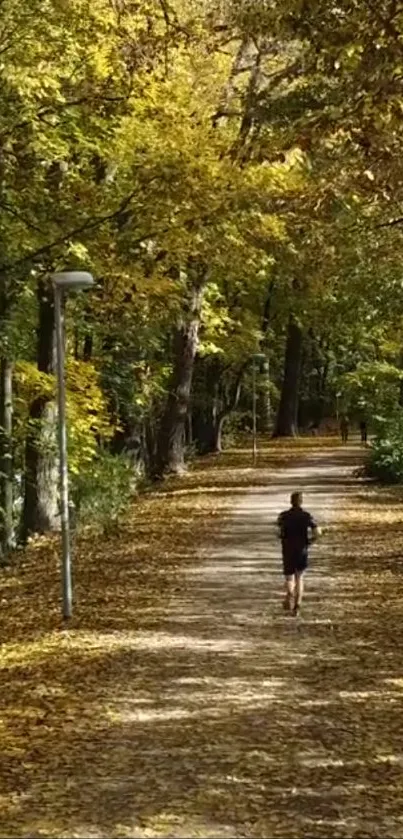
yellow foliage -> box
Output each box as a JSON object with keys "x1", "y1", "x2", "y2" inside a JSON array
[
  {"x1": 14, "y1": 360, "x2": 55, "y2": 402},
  {"x1": 14, "y1": 360, "x2": 114, "y2": 473},
  {"x1": 65, "y1": 360, "x2": 115, "y2": 473}
]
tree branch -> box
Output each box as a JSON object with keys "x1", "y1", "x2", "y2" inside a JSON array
[
  {"x1": 218, "y1": 362, "x2": 247, "y2": 421},
  {"x1": 0, "y1": 188, "x2": 143, "y2": 274},
  {"x1": 212, "y1": 38, "x2": 251, "y2": 128},
  {"x1": 0, "y1": 201, "x2": 43, "y2": 234},
  {"x1": 0, "y1": 92, "x2": 132, "y2": 142},
  {"x1": 360, "y1": 0, "x2": 402, "y2": 42},
  {"x1": 375, "y1": 216, "x2": 403, "y2": 230}
]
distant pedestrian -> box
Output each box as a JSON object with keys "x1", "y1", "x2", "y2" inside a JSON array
[
  {"x1": 359, "y1": 420, "x2": 367, "y2": 444},
  {"x1": 277, "y1": 491, "x2": 319, "y2": 616},
  {"x1": 340, "y1": 415, "x2": 349, "y2": 443}
]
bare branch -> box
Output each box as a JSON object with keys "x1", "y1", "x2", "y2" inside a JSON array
[
  {"x1": 0, "y1": 188, "x2": 141, "y2": 274},
  {"x1": 0, "y1": 201, "x2": 43, "y2": 234},
  {"x1": 375, "y1": 216, "x2": 403, "y2": 230}
]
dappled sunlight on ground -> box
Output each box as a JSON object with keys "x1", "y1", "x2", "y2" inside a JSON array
[{"x1": 2, "y1": 440, "x2": 403, "y2": 837}]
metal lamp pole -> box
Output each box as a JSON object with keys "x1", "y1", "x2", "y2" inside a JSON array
[
  {"x1": 52, "y1": 272, "x2": 94, "y2": 619},
  {"x1": 54, "y1": 285, "x2": 71, "y2": 618}
]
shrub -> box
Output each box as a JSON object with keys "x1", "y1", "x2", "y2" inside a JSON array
[
  {"x1": 366, "y1": 414, "x2": 403, "y2": 483},
  {"x1": 71, "y1": 450, "x2": 137, "y2": 535}
]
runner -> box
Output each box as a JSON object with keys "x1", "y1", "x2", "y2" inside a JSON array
[
  {"x1": 340, "y1": 415, "x2": 349, "y2": 443},
  {"x1": 277, "y1": 491, "x2": 319, "y2": 616},
  {"x1": 359, "y1": 419, "x2": 368, "y2": 444}
]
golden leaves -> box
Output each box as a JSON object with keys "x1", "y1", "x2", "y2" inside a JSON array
[{"x1": 1, "y1": 441, "x2": 403, "y2": 837}]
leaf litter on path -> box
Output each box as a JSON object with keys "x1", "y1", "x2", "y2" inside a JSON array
[{"x1": 1, "y1": 441, "x2": 403, "y2": 838}]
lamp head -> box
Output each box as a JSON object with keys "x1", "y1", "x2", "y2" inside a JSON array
[{"x1": 52, "y1": 271, "x2": 94, "y2": 290}]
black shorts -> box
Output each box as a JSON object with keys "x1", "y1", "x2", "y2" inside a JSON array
[{"x1": 282, "y1": 548, "x2": 308, "y2": 577}]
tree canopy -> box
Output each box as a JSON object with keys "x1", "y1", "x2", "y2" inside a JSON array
[{"x1": 1, "y1": 0, "x2": 403, "y2": 546}]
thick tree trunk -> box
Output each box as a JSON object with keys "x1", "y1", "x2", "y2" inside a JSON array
[
  {"x1": 0, "y1": 357, "x2": 13, "y2": 554},
  {"x1": 191, "y1": 357, "x2": 220, "y2": 455},
  {"x1": 22, "y1": 399, "x2": 59, "y2": 536},
  {"x1": 155, "y1": 278, "x2": 205, "y2": 477},
  {"x1": 273, "y1": 315, "x2": 303, "y2": 437},
  {"x1": 22, "y1": 280, "x2": 59, "y2": 539}
]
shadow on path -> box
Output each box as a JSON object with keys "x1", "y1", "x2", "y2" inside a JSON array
[{"x1": 3, "y1": 448, "x2": 403, "y2": 839}]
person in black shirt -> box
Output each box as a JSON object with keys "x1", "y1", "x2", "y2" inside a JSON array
[
  {"x1": 340, "y1": 415, "x2": 349, "y2": 443},
  {"x1": 359, "y1": 420, "x2": 367, "y2": 444},
  {"x1": 277, "y1": 491, "x2": 319, "y2": 616}
]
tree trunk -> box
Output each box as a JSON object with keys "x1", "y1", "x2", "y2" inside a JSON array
[
  {"x1": 0, "y1": 357, "x2": 13, "y2": 554},
  {"x1": 143, "y1": 414, "x2": 157, "y2": 477},
  {"x1": 22, "y1": 279, "x2": 59, "y2": 539},
  {"x1": 0, "y1": 284, "x2": 14, "y2": 557},
  {"x1": 257, "y1": 279, "x2": 276, "y2": 433},
  {"x1": 155, "y1": 277, "x2": 205, "y2": 477},
  {"x1": 192, "y1": 414, "x2": 214, "y2": 454},
  {"x1": 399, "y1": 350, "x2": 403, "y2": 407},
  {"x1": 73, "y1": 329, "x2": 80, "y2": 360},
  {"x1": 83, "y1": 334, "x2": 93, "y2": 362},
  {"x1": 212, "y1": 413, "x2": 226, "y2": 453},
  {"x1": 186, "y1": 411, "x2": 193, "y2": 447},
  {"x1": 213, "y1": 368, "x2": 244, "y2": 453},
  {"x1": 193, "y1": 362, "x2": 245, "y2": 455},
  {"x1": 273, "y1": 315, "x2": 303, "y2": 437},
  {"x1": 194, "y1": 414, "x2": 225, "y2": 455},
  {"x1": 257, "y1": 371, "x2": 271, "y2": 433}
]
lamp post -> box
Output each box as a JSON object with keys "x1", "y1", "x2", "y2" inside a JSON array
[
  {"x1": 251, "y1": 353, "x2": 266, "y2": 465},
  {"x1": 52, "y1": 271, "x2": 94, "y2": 619}
]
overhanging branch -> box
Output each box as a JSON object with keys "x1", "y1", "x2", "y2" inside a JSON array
[
  {"x1": 375, "y1": 216, "x2": 403, "y2": 230},
  {"x1": 0, "y1": 188, "x2": 141, "y2": 274}
]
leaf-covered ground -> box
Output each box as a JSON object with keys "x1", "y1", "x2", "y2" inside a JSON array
[{"x1": 2, "y1": 440, "x2": 403, "y2": 838}]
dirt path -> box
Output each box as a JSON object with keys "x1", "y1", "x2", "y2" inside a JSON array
[
  {"x1": 4, "y1": 445, "x2": 403, "y2": 839},
  {"x1": 117, "y1": 446, "x2": 403, "y2": 839},
  {"x1": 140, "y1": 447, "x2": 369, "y2": 839}
]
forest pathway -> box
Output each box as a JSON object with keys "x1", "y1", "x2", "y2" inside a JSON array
[
  {"x1": 117, "y1": 446, "x2": 403, "y2": 839},
  {"x1": 4, "y1": 445, "x2": 403, "y2": 839}
]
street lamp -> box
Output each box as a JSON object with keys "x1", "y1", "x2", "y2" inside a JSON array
[
  {"x1": 52, "y1": 271, "x2": 94, "y2": 619},
  {"x1": 251, "y1": 353, "x2": 266, "y2": 465}
]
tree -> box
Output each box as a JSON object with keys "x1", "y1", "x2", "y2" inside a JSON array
[
  {"x1": 21, "y1": 279, "x2": 58, "y2": 538},
  {"x1": 5, "y1": 0, "x2": 403, "y2": 545}
]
